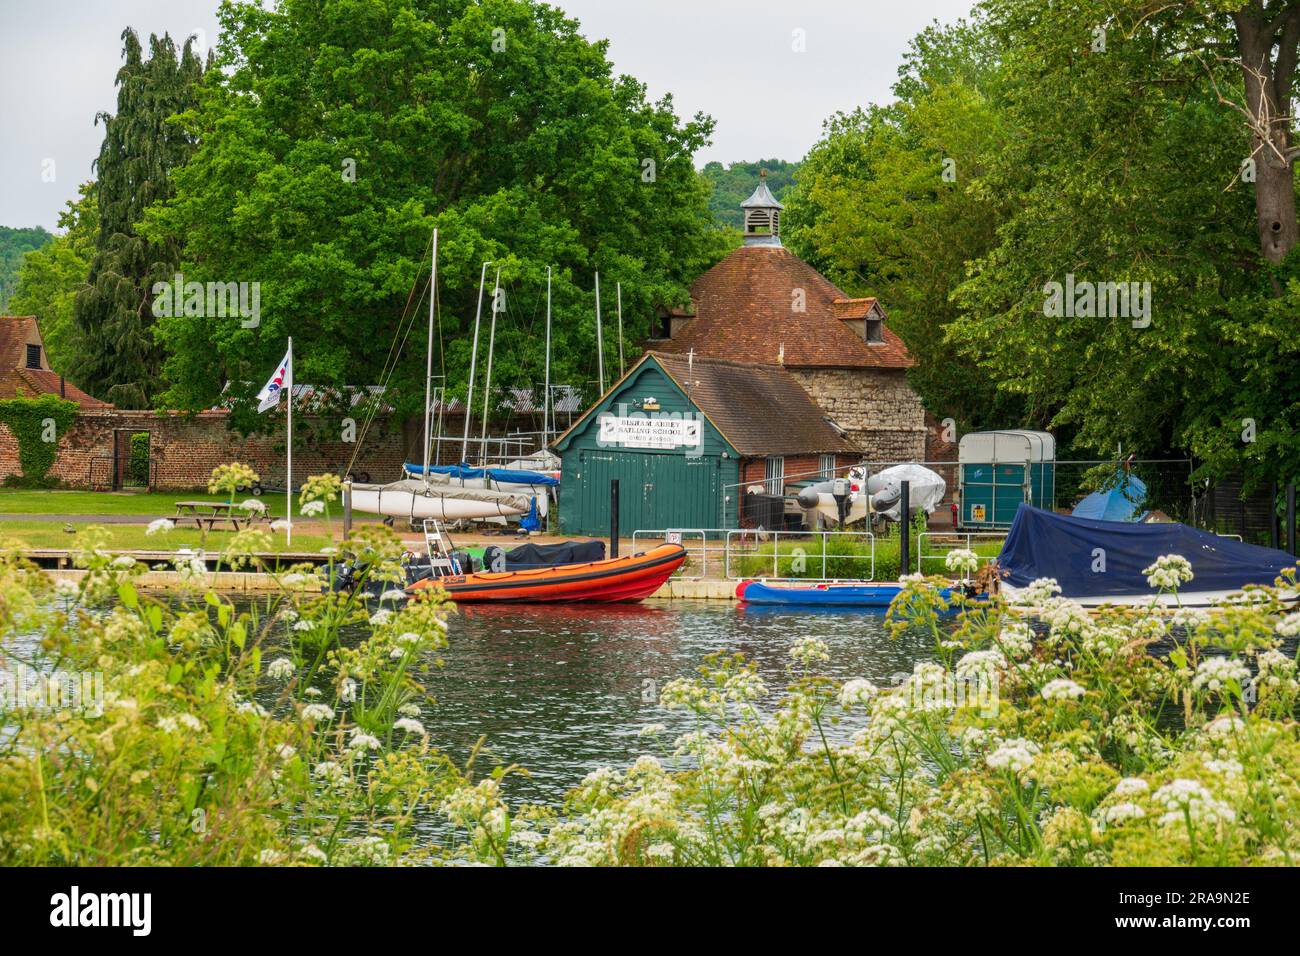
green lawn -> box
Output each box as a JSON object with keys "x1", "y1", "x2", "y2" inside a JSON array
[
  {"x1": 0, "y1": 520, "x2": 333, "y2": 553},
  {"x1": 0, "y1": 489, "x2": 296, "y2": 518}
]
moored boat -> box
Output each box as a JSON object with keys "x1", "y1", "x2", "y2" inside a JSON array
[
  {"x1": 997, "y1": 504, "x2": 1298, "y2": 608},
  {"x1": 408, "y1": 543, "x2": 687, "y2": 603},
  {"x1": 736, "y1": 580, "x2": 955, "y2": 607}
]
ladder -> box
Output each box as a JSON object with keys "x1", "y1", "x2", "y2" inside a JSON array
[{"x1": 421, "y1": 518, "x2": 462, "y2": 576}]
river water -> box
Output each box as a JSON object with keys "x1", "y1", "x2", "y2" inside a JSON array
[
  {"x1": 13, "y1": 597, "x2": 936, "y2": 808},
  {"x1": 423, "y1": 601, "x2": 935, "y2": 805}
]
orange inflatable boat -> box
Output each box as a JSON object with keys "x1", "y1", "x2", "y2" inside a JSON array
[{"x1": 407, "y1": 543, "x2": 687, "y2": 603}]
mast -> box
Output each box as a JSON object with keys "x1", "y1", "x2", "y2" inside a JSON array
[
  {"x1": 479, "y1": 266, "x2": 502, "y2": 465},
  {"x1": 543, "y1": 265, "x2": 552, "y2": 446},
  {"x1": 460, "y1": 260, "x2": 491, "y2": 464},
  {"x1": 421, "y1": 229, "x2": 438, "y2": 486},
  {"x1": 286, "y1": 336, "x2": 293, "y2": 547},
  {"x1": 616, "y1": 281, "x2": 625, "y2": 377},
  {"x1": 594, "y1": 270, "x2": 605, "y2": 393}
]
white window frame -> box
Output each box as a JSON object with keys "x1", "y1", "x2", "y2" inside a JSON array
[
  {"x1": 818, "y1": 454, "x2": 836, "y2": 479},
  {"x1": 764, "y1": 456, "x2": 785, "y2": 495}
]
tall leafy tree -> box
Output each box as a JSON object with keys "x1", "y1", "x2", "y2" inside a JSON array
[
  {"x1": 146, "y1": 0, "x2": 728, "y2": 423},
  {"x1": 783, "y1": 18, "x2": 1017, "y2": 431},
  {"x1": 72, "y1": 30, "x2": 207, "y2": 407},
  {"x1": 949, "y1": 0, "x2": 1292, "y2": 487},
  {"x1": 789, "y1": 1, "x2": 1300, "y2": 492}
]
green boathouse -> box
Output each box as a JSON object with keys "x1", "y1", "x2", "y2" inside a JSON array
[{"x1": 552, "y1": 350, "x2": 857, "y2": 535}]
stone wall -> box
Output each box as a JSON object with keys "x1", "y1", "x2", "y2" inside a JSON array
[
  {"x1": 788, "y1": 367, "x2": 926, "y2": 463},
  {"x1": 0, "y1": 408, "x2": 416, "y2": 490}
]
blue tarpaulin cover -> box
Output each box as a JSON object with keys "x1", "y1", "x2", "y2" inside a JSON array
[
  {"x1": 1072, "y1": 472, "x2": 1148, "y2": 522},
  {"x1": 998, "y1": 504, "x2": 1296, "y2": 597},
  {"x1": 404, "y1": 463, "x2": 559, "y2": 486}
]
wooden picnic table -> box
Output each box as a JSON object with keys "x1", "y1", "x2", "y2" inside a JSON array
[{"x1": 171, "y1": 501, "x2": 268, "y2": 532}]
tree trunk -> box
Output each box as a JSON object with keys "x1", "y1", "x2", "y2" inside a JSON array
[{"x1": 1234, "y1": 6, "x2": 1300, "y2": 266}]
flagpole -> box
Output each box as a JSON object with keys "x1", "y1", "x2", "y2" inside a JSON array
[{"x1": 286, "y1": 336, "x2": 293, "y2": 548}]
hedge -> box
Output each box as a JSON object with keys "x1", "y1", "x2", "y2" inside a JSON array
[{"x1": 0, "y1": 395, "x2": 78, "y2": 487}]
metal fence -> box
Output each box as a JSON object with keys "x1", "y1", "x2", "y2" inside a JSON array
[
  {"x1": 723, "y1": 529, "x2": 877, "y2": 582},
  {"x1": 717, "y1": 457, "x2": 1205, "y2": 534},
  {"x1": 915, "y1": 531, "x2": 1007, "y2": 578},
  {"x1": 632, "y1": 527, "x2": 881, "y2": 582},
  {"x1": 630, "y1": 529, "x2": 729, "y2": 581}
]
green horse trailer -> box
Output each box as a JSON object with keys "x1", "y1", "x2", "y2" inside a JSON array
[{"x1": 958, "y1": 430, "x2": 1056, "y2": 530}]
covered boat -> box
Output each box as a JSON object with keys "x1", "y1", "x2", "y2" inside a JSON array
[
  {"x1": 737, "y1": 580, "x2": 955, "y2": 607},
  {"x1": 408, "y1": 543, "x2": 687, "y2": 603},
  {"x1": 998, "y1": 504, "x2": 1297, "y2": 607},
  {"x1": 402, "y1": 462, "x2": 556, "y2": 520}
]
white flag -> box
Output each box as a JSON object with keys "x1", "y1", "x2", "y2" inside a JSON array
[{"x1": 256, "y1": 347, "x2": 292, "y2": 413}]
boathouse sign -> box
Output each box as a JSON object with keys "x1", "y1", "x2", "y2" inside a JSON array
[{"x1": 597, "y1": 413, "x2": 703, "y2": 450}]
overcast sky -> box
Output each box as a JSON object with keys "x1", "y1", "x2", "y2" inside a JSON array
[{"x1": 0, "y1": 0, "x2": 976, "y2": 231}]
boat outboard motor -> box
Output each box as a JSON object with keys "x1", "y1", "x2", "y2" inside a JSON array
[{"x1": 330, "y1": 552, "x2": 378, "y2": 595}]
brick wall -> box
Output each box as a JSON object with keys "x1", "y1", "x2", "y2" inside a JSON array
[
  {"x1": 787, "y1": 367, "x2": 927, "y2": 463},
  {"x1": 738, "y1": 453, "x2": 857, "y2": 491},
  {"x1": 0, "y1": 408, "x2": 416, "y2": 490}
]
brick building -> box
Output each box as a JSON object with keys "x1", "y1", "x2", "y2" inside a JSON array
[
  {"x1": 0, "y1": 315, "x2": 108, "y2": 407},
  {"x1": 651, "y1": 174, "x2": 927, "y2": 464},
  {"x1": 0, "y1": 315, "x2": 410, "y2": 490}
]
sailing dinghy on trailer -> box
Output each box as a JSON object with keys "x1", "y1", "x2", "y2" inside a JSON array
[
  {"x1": 347, "y1": 478, "x2": 533, "y2": 522},
  {"x1": 402, "y1": 462, "x2": 557, "y2": 518},
  {"x1": 997, "y1": 504, "x2": 1298, "y2": 608}
]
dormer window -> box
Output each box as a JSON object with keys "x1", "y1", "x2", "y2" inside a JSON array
[
  {"x1": 25, "y1": 344, "x2": 41, "y2": 369},
  {"x1": 866, "y1": 318, "x2": 884, "y2": 344}
]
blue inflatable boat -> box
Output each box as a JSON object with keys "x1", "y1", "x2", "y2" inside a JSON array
[{"x1": 736, "y1": 580, "x2": 955, "y2": 608}]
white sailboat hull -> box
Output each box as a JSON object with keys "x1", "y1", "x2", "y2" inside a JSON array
[
  {"x1": 1003, "y1": 585, "x2": 1298, "y2": 610},
  {"x1": 349, "y1": 480, "x2": 533, "y2": 521}
]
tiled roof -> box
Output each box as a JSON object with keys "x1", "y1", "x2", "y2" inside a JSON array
[
  {"x1": 650, "y1": 351, "x2": 858, "y2": 457},
  {"x1": 658, "y1": 246, "x2": 914, "y2": 369},
  {"x1": 831, "y1": 297, "x2": 879, "y2": 320},
  {"x1": 0, "y1": 315, "x2": 112, "y2": 407},
  {"x1": 8, "y1": 368, "x2": 111, "y2": 407}
]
